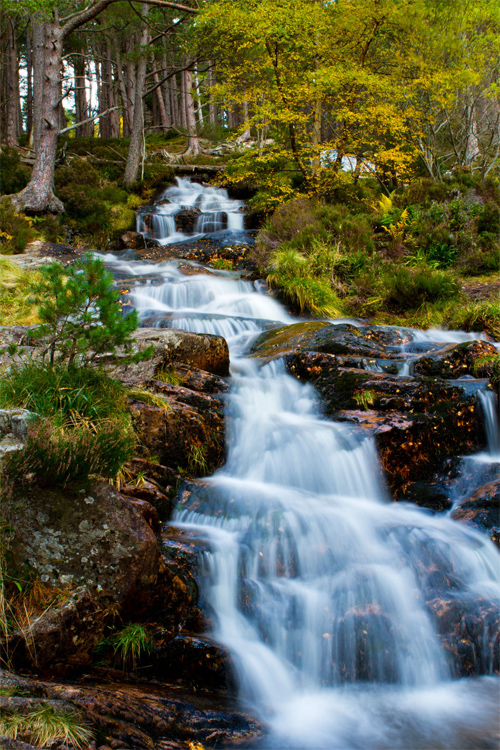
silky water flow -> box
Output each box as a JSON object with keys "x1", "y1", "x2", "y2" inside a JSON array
[{"x1": 104, "y1": 180, "x2": 500, "y2": 749}]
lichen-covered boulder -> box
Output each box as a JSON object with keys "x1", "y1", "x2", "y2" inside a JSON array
[{"x1": 6, "y1": 482, "x2": 163, "y2": 611}]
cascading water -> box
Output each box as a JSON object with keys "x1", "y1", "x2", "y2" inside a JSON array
[
  {"x1": 103, "y1": 189, "x2": 500, "y2": 748},
  {"x1": 137, "y1": 177, "x2": 245, "y2": 245},
  {"x1": 478, "y1": 390, "x2": 500, "y2": 458}
]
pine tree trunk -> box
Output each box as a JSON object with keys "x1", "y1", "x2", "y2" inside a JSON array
[
  {"x1": 26, "y1": 27, "x2": 33, "y2": 140},
  {"x1": 208, "y1": 62, "x2": 217, "y2": 125},
  {"x1": 152, "y1": 64, "x2": 169, "y2": 131},
  {"x1": 184, "y1": 69, "x2": 199, "y2": 157},
  {"x1": 32, "y1": 16, "x2": 45, "y2": 150},
  {"x1": 124, "y1": 6, "x2": 149, "y2": 186},
  {"x1": 6, "y1": 20, "x2": 19, "y2": 147},
  {"x1": 13, "y1": 20, "x2": 64, "y2": 213}
]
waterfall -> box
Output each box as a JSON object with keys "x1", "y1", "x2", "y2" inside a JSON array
[
  {"x1": 137, "y1": 177, "x2": 246, "y2": 245},
  {"x1": 102, "y1": 253, "x2": 500, "y2": 749},
  {"x1": 478, "y1": 389, "x2": 500, "y2": 458}
]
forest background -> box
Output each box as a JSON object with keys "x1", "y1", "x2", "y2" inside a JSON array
[{"x1": 0, "y1": 0, "x2": 499, "y2": 334}]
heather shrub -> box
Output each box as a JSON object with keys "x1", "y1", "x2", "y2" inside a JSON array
[
  {"x1": 383, "y1": 267, "x2": 460, "y2": 312},
  {"x1": 0, "y1": 199, "x2": 36, "y2": 254},
  {"x1": 0, "y1": 148, "x2": 31, "y2": 195}
]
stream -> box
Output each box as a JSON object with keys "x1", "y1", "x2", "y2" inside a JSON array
[{"x1": 105, "y1": 179, "x2": 499, "y2": 749}]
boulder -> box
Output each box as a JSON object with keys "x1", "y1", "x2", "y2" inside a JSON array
[
  {"x1": 114, "y1": 328, "x2": 230, "y2": 379},
  {"x1": 284, "y1": 356, "x2": 484, "y2": 496},
  {"x1": 451, "y1": 479, "x2": 500, "y2": 547},
  {"x1": 413, "y1": 340, "x2": 498, "y2": 379},
  {"x1": 120, "y1": 230, "x2": 145, "y2": 250},
  {"x1": 426, "y1": 596, "x2": 500, "y2": 677},
  {"x1": 175, "y1": 208, "x2": 200, "y2": 233},
  {"x1": 129, "y1": 383, "x2": 226, "y2": 478},
  {"x1": 250, "y1": 321, "x2": 393, "y2": 361},
  {"x1": 6, "y1": 482, "x2": 163, "y2": 611}
]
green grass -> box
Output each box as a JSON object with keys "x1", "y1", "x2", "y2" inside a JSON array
[
  {"x1": 111, "y1": 623, "x2": 152, "y2": 671},
  {"x1": 0, "y1": 258, "x2": 40, "y2": 325},
  {"x1": 0, "y1": 362, "x2": 127, "y2": 427}
]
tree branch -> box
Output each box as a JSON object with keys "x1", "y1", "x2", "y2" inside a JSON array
[
  {"x1": 59, "y1": 106, "x2": 120, "y2": 135},
  {"x1": 62, "y1": 0, "x2": 197, "y2": 38}
]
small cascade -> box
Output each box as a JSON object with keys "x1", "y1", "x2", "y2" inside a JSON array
[
  {"x1": 137, "y1": 177, "x2": 245, "y2": 245},
  {"x1": 478, "y1": 389, "x2": 500, "y2": 457}
]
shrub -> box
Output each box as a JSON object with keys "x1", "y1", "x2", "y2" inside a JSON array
[
  {"x1": 4, "y1": 417, "x2": 135, "y2": 486},
  {"x1": 267, "y1": 248, "x2": 342, "y2": 317},
  {"x1": 0, "y1": 148, "x2": 31, "y2": 195},
  {"x1": 0, "y1": 199, "x2": 36, "y2": 254},
  {"x1": 383, "y1": 267, "x2": 460, "y2": 312}
]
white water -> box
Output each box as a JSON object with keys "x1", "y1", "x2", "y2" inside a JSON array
[
  {"x1": 137, "y1": 177, "x2": 245, "y2": 245},
  {"x1": 104, "y1": 251, "x2": 500, "y2": 748},
  {"x1": 106, "y1": 178, "x2": 500, "y2": 747},
  {"x1": 478, "y1": 390, "x2": 500, "y2": 458}
]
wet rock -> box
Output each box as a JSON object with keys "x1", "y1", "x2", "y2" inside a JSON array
[
  {"x1": 120, "y1": 231, "x2": 145, "y2": 250},
  {"x1": 0, "y1": 670, "x2": 265, "y2": 749},
  {"x1": 151, "y1": 635, "x2": 235, "y2": 692},
  {"x1": 129, "y1": 384, "x2": 225, "y2": 477},
  {"x1": 251, "y1": 322, "x2": 392, "y2": 361},
  {"x1": 426, "y1": 596, "x2": 500, "y2": 677},
  {"x1": 175, "y1": 209, "x2": 200, "y2": 233},
  {"x1": 284, "y1": 361, "x2": 484, "y2": 496},
  {"x1": 171, "y1": 363, "x2": 230, "y2": 395},
  {"x1": 6, "y1": 481, "x2": 163, "y2": 618},
  {"x1": 451, "y1": 479, "x2": 500, "y2": 546},
  {"x1": 113, "y1": 328, "x2": 230, "y2": 378},
  {"x1": 413, "y1": 340, "x2": 498, "y2": 379},
  {"x1": 335, "y1": 606, "x2": 398, "y2": 683},
  {"x1": 397, "y1": 481, "x2": 452, "y2": 512}
]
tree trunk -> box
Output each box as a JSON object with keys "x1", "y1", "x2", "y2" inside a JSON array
[
  {"x1": 152, "y1": 63, "x2": 169, "y2": 131},
  {"x1": 184, "y1": 69, "x2": 199, "y2": 157},
  {"x1": 6, "y1": 20, "x2": 19, "y2": 147},
  {"x1": 31, "y1": 16, "x2": 45, "y2": 150},
  {"x1": 125, "y1": 38, "x2": 137, "y2": 134},
  {"x1": 26, "y1": 27, "x2": 33, "y2": 140},
  {"x1": 113, "y1": 40, "x2": 131, "y2": 137},
  {"x1": 124, "y1": 6, "x2": 149, "y2": 186},
  {"x1": 13, "y1": 20, "x2": 64, "y2": 213},
  {"x1": 208, "y1": 62, "x2": 217, "y2": 125},
  {"x1": 170, "y1": 71, "x2": 179, "y2": 127},
  {"x1": 74, "y1": 54, "x2": 91, "y2": 137}
]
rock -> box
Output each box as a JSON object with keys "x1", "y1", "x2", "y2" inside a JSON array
[
  {"x1": 150, "y1": 635, "x2": 235, "y2": 692},
  {"x1": 250, "y1": 321, "x2": 392, "y2": 361},
  {"x1": 397, "y1": 481, "x2": 452, "y2": 512},
  {"x1": 451, "y1": 479, "x2": 500, "y2": 546},
  {"x1": 6, "y1": 481, "x2": 164, "y2": 616},
  {"x1": 335, "y1": 606, "x2": 398, "y2": 683},
  {"x1": 426, "y1": 596, "x2": 500, "y2": 677},
  {"x1": 0, "y1": 672, "x2": 266, "y2": 750},
  {"x1": 113, "y1": 328, "x2": 230, "y2": 378},
  {"x1": 413, "y1": 340, "x2": 498, "y2": 379},
  {"x1": 6, "y1": 587, "x2": 107, "y2": 675},
  {"x1": 174, "y1": 209, "x2": 200, "y2": 233},
  {"x1": 120, "y1": 482, "x2": 172, "y2": 525},
  {"x1": 120, "y1": 231, "x2": 145, "y2": 250},
  {"x1": 283, "y1": 359, "x2": 484, "y2": 496},
  {"x1": 0, "y1": 408, "x2": 31, "y2": 441},
  {"x1": 129, "y1": 383, "x2": 225, "y2": 477}
]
